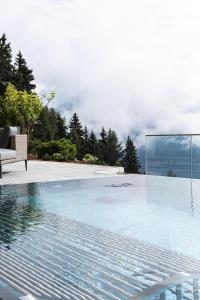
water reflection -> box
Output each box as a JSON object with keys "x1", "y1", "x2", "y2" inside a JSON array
[
  {"x1": 0, "y1": 183, "x2": 43, "y2": 249},
  {"x1": 145, "y1": 175, "x2": 200, "y2": 217},
  {"x1": 146, "y1": 135, "x2": 200, "y2": 179}
]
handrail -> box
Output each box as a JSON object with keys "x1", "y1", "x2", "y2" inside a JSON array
[
  {"x1": 145, "y1": 134, "x2": 200, "y2": 136},
  {"x1": 130, "y1": 271, "x2": 200, "y2": 300}
]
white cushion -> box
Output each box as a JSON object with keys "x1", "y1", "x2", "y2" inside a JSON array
[{"x1": 0, "y1": 148, "x2": 16, "y2": 160}]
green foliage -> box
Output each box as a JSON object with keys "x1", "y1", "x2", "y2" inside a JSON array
[
  {"x1": 69, "y1": 112, "x2": 83, "y2": 141},
  {"x1": 82, "y1": 126, "x2": 90, "y2": 156},
  {"x1": 28, "y1": 139, "x2": 41, "y2": 155},
  {"x1": 69, "y1": 113, "x2": 84, "y2": 159},
  {"x1": 41, "y1": 91, "x2": 55, "y2": 106},
  {"x1": 0, "y1": 33, "x2": 13, "y2": 97},
  {"x1": 2, "y1": 83, "x2": 42, "y2": 135},
  {"x1": 0, "y1": 34, "x2": 36, "y2": 94},
  {"x1": 83, "y1": 154, "x2": 98, "y2": 164},
  {"x1": 42, "y1": 153, "x2": 52, "y2": 161},
  {"x1": 32, "y1": 106, "x2": 67, "y2": 141},
  {"x1": 88, "y1": 130, "x2": 98, "y2": 157},
  {"x1": 0, "y1": 33, "x2": 38, "y2": 127},
  {"x1": 98, "y1": 127, "x2": 108, "y2": 162},
  {"x1": 106, "y1": 129, "x2": 122, "y2": 166},
  {"x1": 56, "y1": 112, "x2": 67, "y2": 139},
  {"x1": 0, "y1": 34, "x2": 142, "y2": 169},
  {"x1": 123, "y1": 136, "x2": 140, "y2": 173},
  {"x1": 29, "y1": 111, "x2": 141, "y2": 169},
  {"x1": 37, "y1": 139, "x2": 77, "y2": 161},
  {"x1": 52, "y1": 153, "x2": 64, "y2": 161},
  {"x1": 67, "y1": 113, "x2": 124, "y2": 167},
  {"x1": 13, "y1": 51, "x2": 35, "y2": 92}
]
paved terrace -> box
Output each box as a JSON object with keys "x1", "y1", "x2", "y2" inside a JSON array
[{"x1": 0, "y1": 160, "x2": 124, "y2": 185}]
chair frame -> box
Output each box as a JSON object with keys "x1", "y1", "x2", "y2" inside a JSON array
[{"x1": 0, "y1": 134, "x2": 28, "y2": 178}]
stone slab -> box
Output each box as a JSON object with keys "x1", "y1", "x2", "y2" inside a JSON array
[{"x1": 0, "y1": 160, "x2": 124, "y2": 185}]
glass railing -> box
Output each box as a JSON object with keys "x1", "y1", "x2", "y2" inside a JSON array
[
  {"x1": 145, "y1": 134, "x2": 200, "y2": 179},
  {"x1": 130, "y1": 272, "x2": 200, "y2": 300}
]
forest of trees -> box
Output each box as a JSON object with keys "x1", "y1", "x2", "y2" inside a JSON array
[{"x1": 0, "y1": 33, "x2": 141, "y2": 173}]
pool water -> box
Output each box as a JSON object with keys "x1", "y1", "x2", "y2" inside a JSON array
[
  {"x1": 2, "y1": 174, "x2": 200, "y2": 258},
  {"x1": 1, "y1": 174, "x2": 200, "y2": 299}
]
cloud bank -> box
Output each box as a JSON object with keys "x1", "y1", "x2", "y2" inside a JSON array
[{"x1": 1, "y1": 0, "x2": 200, "y2": 145}]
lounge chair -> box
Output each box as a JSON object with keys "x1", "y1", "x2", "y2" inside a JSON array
[{"x1": 0, "y1": 126, "x2": 27, "y2": 178}]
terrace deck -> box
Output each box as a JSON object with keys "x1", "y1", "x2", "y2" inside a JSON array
[{"x1": 0, "y1": 160, "x2": 124, "y2": 185}]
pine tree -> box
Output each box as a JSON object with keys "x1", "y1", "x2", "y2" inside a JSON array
[
  {"x1": 100, "y1": 127, "x2": 107, "y2": 141},
  {"x1": 98, "y1": 127, "x2": 108, "y2": 163},
  {"x1": 31, "y1": 107, "x2": 56, "y2": 140},
  {"x1": 106, "y1": 129, "x2": 122, "y2": 166},
  {"x1": 0, "y1": 33, "x2": 13, "y2": 96},
  {"x1": 123, "y1": 136, "x2": 140, "y2": 173},
  {"x1": 83, "y1": 126, "x2": 89, "y2": 143},
  {"x1": 32, "y1": 107, "x2": 67, "y2": 141},
  {"x1": 55, "y1": 112, "x2": 67, "y2": 139},
  {"x1": 82, "y1": 126, "x2": 90, "y2": 156},
  {"x1": 88, "y1": 130, "x2": 98, "y2": 156},
  {"x1": 13, "y1": 51, "x2": 35, "y2": 92},
  {"x1": 69, "y1": 113, "x2": 84, "y2": 159},
  {"x1": 69, "y1": 113, "x2": 83, "y2": 141}
]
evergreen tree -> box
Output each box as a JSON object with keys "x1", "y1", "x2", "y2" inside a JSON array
[
  {"x1": 123, "y1": 136, "x2": 140, "y2": 173},
  {"x1": 13, "y1": 51, "x2": 35, "y2": 92},
  {"x1": 69, "y1": 113, "x2": 83, "y2": 141},
  {"x1": 106, "y1": 129, "x2": 122, "y2": 166},
  {"x1": 82, "y1": 126, "x2": 90, "y2": 156},
  {"x1": 55, "y1": 112, "x2": 67, "y2": 139},
  {"x1": 69, "y1": 113, "x2": 84, "y2": 159},
  {"x1": 32, "y1": 107, "x2": 67, "y2": 141},
  {"x1": 100, "y1": 127, "x2": 107, "y2": 141},
  {"x1": 88, "y1": 130, "x2": 98, "y2": 156},
  {"x1": 98, "y1": 127, "x2": 108, "y2": 163},
  {"x1": 0, "y1": 33, "x2": 13, "y2": 96},
  {"x1": 34, "y1": 107, "x2": 57, "y2": 140}
]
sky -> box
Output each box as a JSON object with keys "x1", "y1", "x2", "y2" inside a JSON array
[{"x1": 1, "y1": 0, "x2": 200, "y2": 145}]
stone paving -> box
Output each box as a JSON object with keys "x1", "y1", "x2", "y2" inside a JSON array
[{"x1": 0, "y1": 160, "x2": 124, "y2": 185}]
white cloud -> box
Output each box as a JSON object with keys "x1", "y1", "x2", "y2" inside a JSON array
[{"x1": 1, "y1": 0, "x2": 200, "y2": 145}]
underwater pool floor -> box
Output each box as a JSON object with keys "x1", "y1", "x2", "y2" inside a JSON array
[
  {"x1": 1, "y1": 174, "x2": 200, "y2": 299},
  {"x1": 1, "y1": 211, "x2": 200, "y2": 300}
]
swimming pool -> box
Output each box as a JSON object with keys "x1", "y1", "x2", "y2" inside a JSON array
[{"x1": 0, "y1": 174, "x2": 200, "y2": 299}]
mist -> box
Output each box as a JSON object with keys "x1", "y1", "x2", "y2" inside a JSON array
[{"x1": 1, "y1": 0, "x2": 200, "y2": 146}]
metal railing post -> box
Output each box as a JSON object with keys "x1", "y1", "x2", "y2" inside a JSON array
[
  {"x1": 193, "y1": 277, "x2": 199, "y2": 300},
  {"x1": 190, "y1": 135, "x2": 193, "y2": 179},
  {"x1": 176, "y1": 284, "x2": 183, "y2": 300}
]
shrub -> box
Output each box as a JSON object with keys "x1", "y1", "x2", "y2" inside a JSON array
[
  {"x1": 28, "y1": 139, "x2": 42, "y2": 155},
  {"x1": 52, "y1": 153, "x2": 64, "y2": 161},
  {"x1": 83, "y1": 154, "x2": 98, "y2": 164},
  {"x1": 42, "y1": 153, "x2": 52, "y2": 161},
  {"x1": 37, "y1": 139, "x2": 77, "y2": 161}
]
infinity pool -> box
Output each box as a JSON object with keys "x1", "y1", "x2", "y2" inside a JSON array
[{"x1": 1, "y1": 174, "x2": 200, "y2": 299}]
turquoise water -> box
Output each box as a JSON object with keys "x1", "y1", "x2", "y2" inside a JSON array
[
  {"x1": 1, "y1": 175, "x2": 200, "y2": 299},
  {"x1": 1, "y1": 174, "x2": 200, "y2": 258}
]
